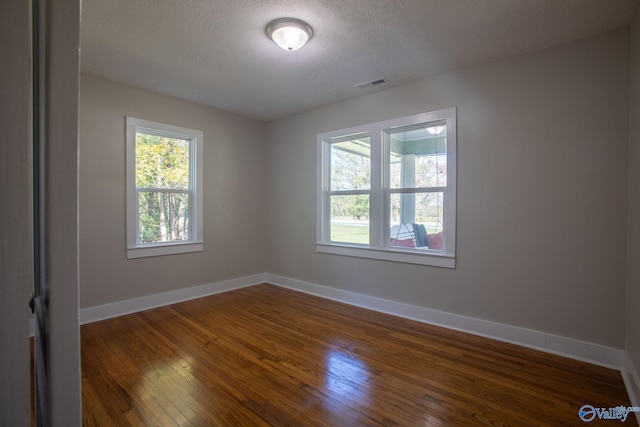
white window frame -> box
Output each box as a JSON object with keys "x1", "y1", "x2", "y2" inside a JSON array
[
  {"x1": 317, "y1": 108, "x2": 456, "y2": 268},
  {"x1": 126, "y1": 117, "x2": 204, "y2": 259}
]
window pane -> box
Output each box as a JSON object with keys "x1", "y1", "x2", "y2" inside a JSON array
[
  {"x1": 389, "y1": 125, "x2": 447, "y2": 189},
  {"x1": 331, "y1": 137, "x2": 371, "y2": 191},
  {"x1": 390, "y1": 192, "x2": 443, "y2": 250},
  {"x1": 136, "y1": 133, "x2": 190, "y2": 189},
  {"x1": 330, "y1": 194, "x2": 369, "y2": 244},
  {"x1": 138, "y1": 191, "x2": 190, "y2": 243}
]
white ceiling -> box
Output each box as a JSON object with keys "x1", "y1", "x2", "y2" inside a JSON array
[{"x1": 80, "y1": 0, "x2": 639, "y2": 122}]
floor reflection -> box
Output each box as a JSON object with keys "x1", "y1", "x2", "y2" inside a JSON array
[
  {"x1": 135, "y1": 355, "x2": 202, "y2": 425},
  {"x1": 324, "y1": 348, "x2": 370, "y2": 403}
]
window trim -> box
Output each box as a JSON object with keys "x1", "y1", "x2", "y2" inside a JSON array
[
  {"x1": 316, "y1": 108, "x2": 456, "y2": 268},
  {"x1": 126, "y1": 117, "x2": 204, "y2": 259}
]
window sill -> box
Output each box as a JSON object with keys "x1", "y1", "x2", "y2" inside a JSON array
[
  {"x1": 316, "y1": 243, "x2": 455, "y2": 268},
  {"x1": 127, "y1": 241, "x2": 204, "y2": 259}
]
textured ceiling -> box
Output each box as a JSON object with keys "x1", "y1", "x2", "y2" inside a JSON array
[{"x1": 81, "y1": 0, "x2": 639, "y2": 121}]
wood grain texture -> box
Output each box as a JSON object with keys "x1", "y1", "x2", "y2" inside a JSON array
[{"x1": 81, "y1": 284, "x2": 636, "y2": 426}]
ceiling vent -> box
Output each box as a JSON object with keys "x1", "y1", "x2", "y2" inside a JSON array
[{"x1": 355, "y1": 78, "x2": 389, "y2": 89}]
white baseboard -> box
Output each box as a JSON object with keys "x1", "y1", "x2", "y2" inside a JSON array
[
  {"x1": 29, "y1": 273, "x2": 267, "y2": 335},
  {"x1": 30, "y1": 272, "x2": 631, "y2": 400},
  {"x1": 80, "y1": 273, "x2": 267, "y2": 324},
  {"x1": 265, "y1": 273, "x2": 624, "y2": 370},
  {"x1": 31, "y1": 272, "x2": 624, "y2": 370}
]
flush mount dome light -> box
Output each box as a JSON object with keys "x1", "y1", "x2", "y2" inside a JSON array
[{"x1": 267, "y1": 18, "x2": 313, "y2": 51}]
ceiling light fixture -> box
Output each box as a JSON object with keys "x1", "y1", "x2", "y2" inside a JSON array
[{"x1": 267, "y1": 18, "x2": 313, "y2": 51}]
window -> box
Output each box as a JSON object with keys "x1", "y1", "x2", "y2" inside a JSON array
[
  {"x1": 126, "y1": 117, "x2": 203, "y2": 258},
  {"x1": 317, "y1": 108, "x2": 456, "y2": 268}
]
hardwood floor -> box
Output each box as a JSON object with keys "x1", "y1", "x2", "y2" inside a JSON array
[{"x1": 81, "y1": 284, "x2": 636, "y2": 426}]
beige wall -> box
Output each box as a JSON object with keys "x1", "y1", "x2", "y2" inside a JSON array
[
  {"x1": 266, "y1": 29, "x2": 630, "y2": 348},
  {"x1": 627, "y1": 10, "x2": 640, "y2": 384},
  {"x1": 79, "y1": 75, "x2": 268, "y2": 308},
  {"x1": 80, "y1": 28, "x2": 633, "y2": 351}
]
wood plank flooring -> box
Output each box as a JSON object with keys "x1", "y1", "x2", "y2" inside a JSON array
[{"x1": 81, "y1": 284, "x2": 636, "y2": 426}]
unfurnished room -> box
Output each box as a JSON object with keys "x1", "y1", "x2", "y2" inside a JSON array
[{"x1": 2, "y1": 0, "x2": 640, "y2": 425}]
